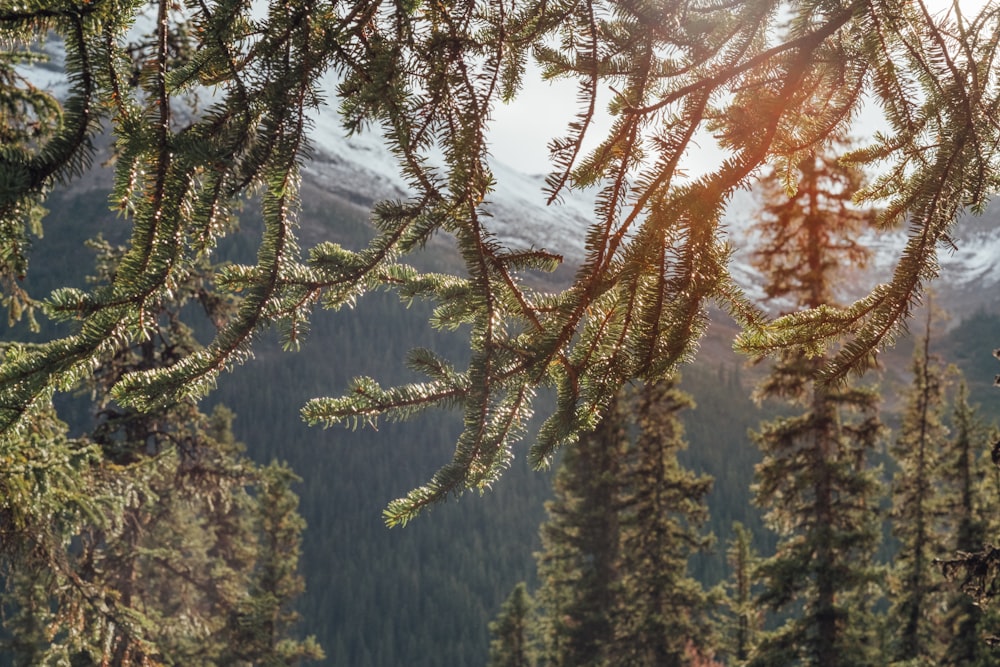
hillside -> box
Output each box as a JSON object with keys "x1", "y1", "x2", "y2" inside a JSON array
[{"x1": 6, "y1": 117, "x2": 1000, "y2": 665}]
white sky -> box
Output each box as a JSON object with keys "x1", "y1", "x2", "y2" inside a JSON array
[
  {"x1": 488, "y1": 69, "x2": 612, "y2": 176},
  {"x1": 487, "y1": 0, "x2": 991, "y2": 175}
]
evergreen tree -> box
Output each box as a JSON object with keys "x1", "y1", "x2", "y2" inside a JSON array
[
  {"x1": 747, "y1": 143, "x2": 884, "y2": 667},
  {"x1": 722, "y1": 522, "x2": 761, "y2": 666},
  {"x1": 534, "y1": 392, "x2": 628, "y2": 667},
  {"x1": 527, "y1": 378, "x2": 719, "y2": 667},
  {"x1": 0, "y1": 406, "x2": 104, "y2": 665},
  {"x1": 1, "y1": 0, "x2": 996, "y2": 521},
  {"x1": 948, "y1": 381, "x2": 989, "y2": 556},
  {"x1": 885, "y1": 312, "x2": 951, "y2": 665},
  {"x1": 613, "y1": 377, "x2": 716, "y2": 666},
  {"x1": 938, "y1": 350, "x2": 1000, "y2": 654},
  {"x1": 488, "y1": 582, "x2": 537, "y2": 667},
  {"x1": 0, "y1": 244, "x2": 322, "y2": 664},
  {"x1": 218, "y1": 461, "x2": 323, "y2": 666},
  {"x1": 940, "y1": 380, "x2": 999, "y2": 667}
]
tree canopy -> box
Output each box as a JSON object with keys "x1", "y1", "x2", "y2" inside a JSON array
[{"x1": 1, "y1": 0, "x2": 997, "y2": 523}]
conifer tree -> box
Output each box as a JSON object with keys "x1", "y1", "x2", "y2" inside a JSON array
[
  {"x1": 0, "y1": 406, "x2": 103, "y2": 665},
  {"x1": 723, "y1": 522, "x2": 761, "y2": 665},
  {"x1": 526, "y1": 378, "x2": 719, "y2": 667},
  {"x1": 940, "y1": 380, "x2": 999, "y2": 667},
  {"x1": 938, "y1": 349, "x2": 1000, "y2": 632},
  {"x1": 613, "y1": 377, "x2": 716, "y2": 666},
  {"x1": 488, "y1": 582, "x2": 537, "y2": 667},
  {"x1": 747, "y1": 143, "x2": 884, "y2": 667},
  {"x1": 1, "y1": 0, "x2": 997, "y2": 521},
  {"x1": 534, "y1": 393, "x2": 628, "y2": 667},
  {"x1": 939, "y1": 379, "x2": 1000, "y2": 651},
  {"x1": 885, "y1": 312, "x2": 951, "y2": 664},
  {"x1": 227, "y1": 461, "x2": 324, "y2": 665},
  {"x1": 0, "y1": 244, "x2": 322, "y2": 664},
  {"x1": 948, "y1": 381, "x2": 989, "y2": 558}
]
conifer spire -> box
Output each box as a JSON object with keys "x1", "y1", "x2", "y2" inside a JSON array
[
  {"x1": 885, "y1": 308, "x2": 952, "y2": 663},
  {"x1": 748, "y1": 140, "x2": 884, "y2": 667}
]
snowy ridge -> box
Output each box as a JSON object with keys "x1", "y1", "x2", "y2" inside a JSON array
[
  {"x1": 304, "y1": 118, "x2": 1000, "y2": 319},
  {"x1": 726, "y1": 200, "x2": 1000, "y2": 317},
  {"x1": 852, "y1": 208, "x2": 1000, "y2": 313},
  {"x1": 17, "y1": 45, "x2": 1000, "y2": 319},
  {"x1": 305, "y1": 109, "x2": 595, "y2": 262},
  {"x1": 936, "y1": 216, "x2": 1000, "y2": 289}
]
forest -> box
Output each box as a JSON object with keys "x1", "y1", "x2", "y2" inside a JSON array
[{"x1": 3, "y1": 0, "x2": 1000, "y2": 664}]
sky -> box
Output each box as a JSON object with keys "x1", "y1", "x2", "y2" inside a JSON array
[
  {"x1": 487, "y1": 0, "x2": 991, "y2": 176},
  {"x1": 487, "y1": 67, "x2": 613, "y2": 176}
]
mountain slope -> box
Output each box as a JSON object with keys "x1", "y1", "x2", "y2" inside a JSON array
[{"x1": 304, "y1": 115, "x2": 1000, "y2": 324}]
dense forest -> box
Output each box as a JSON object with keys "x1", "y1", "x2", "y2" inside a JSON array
[
  {"x1": 479, "y1": 141, "x2": 1000, "y2": 666},
  {"x1": 5, "y1": 0, "x2": 1000, "y2": 664},
  {"x1": 11, "y1": 162, "x2": 1000, "y2": 665}
]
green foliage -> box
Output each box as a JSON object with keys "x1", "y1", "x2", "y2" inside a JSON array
[
  {"x1": 534, "y1": 392, "x2": 628, "y2": 667},
  {"x1": 936, "y1": 381, "x2": 1000, "y2": 666},
  {"x1": 225, "y1": 462, "x2": 325, "y2": 666},
  {"x1": 0, "y1": 399, "x2": 322, "y2": 665},
  {"x1": 488, "y1": 582, "x2": 537, "y2": 667},
  {"x1": 0, "y1": 44, "x2": 60, "y2": 331},
  {"x1": 879, "y1": 320, "x2": 1000, "y2": 667},
  {"x1": 722, "y1": 522, "x2": 763, "y2": 665},
  {"x1": 2, "y1": 0, "x2": 998, "y2": 522},
  {"x1": 749, "y1": 360, "x2": 885, "y2": 667},
  {"x1": 613, "y1": 377, "x2": 716, "y2": 666},
  {"x1": 0, "y1": 243, "x2": 321, "y2": 664},
  {"x1": 885, "y1": 314, "x2": 953, "y2": 664},
  {"x1": 5, "y1": 0, "x2": 1000, "y2": 659},
  {"x1": 721, "y1": 522, "x2": 762, "y2": 666},
  {"x1": 209, "y1": 280, "x2": 554, "y2": 666},
  {"x1": 517, "y1": 380, "x2": 718, "y2": 666},
  {"x1": 747, "y1": 143, "x2": 885, "y2": 667}
]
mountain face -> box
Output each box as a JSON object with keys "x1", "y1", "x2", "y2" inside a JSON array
[
  {"x1": 19, "y1": 37, "x2": 998, "y2": 321},
  {"x1": 304, "y1": 119, "x2": 1000, "y2": 323},
  {"x1": 875, "y1": 202, "x2": 1000, "y2": 318},
  {"x1": 305, "y1": 110, "x2": 597, "y2": 263},
  {"x1": 731, "y1": 197, "x2": 1000, "y2": 319}
]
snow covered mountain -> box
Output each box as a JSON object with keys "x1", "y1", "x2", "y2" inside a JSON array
[
  {"x1": 303, "y1": 116, "x2": 1000, "y2": 322},
  {"x1": 305, "y1": 111, "x2": 596, "y2": 262},
  {"x1": 17, "y1": 40, "x2": 999, "y2": 322},
  {"x1": 863, "y1": 205, "x2": 1000, "y2": 318},
  {"x1": 726, "y1": 192, "x2": 1000, "y2": 319}
]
